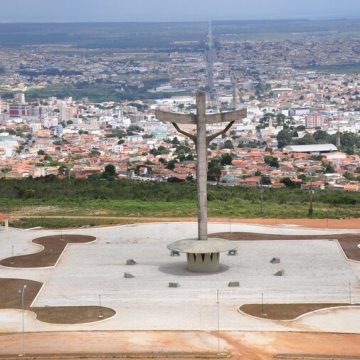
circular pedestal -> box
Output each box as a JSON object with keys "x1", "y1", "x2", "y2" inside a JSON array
[
  {"x1": 168, "y1": 238, "x2": 237, "y2": 273},
  {"x1": 187, "y1": 252, "x2": 220, "y2": 272}
]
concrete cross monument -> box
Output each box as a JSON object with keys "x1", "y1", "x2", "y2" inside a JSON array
[{"x1": 156, "y1": 91, "x2": 247, "y2": 272}]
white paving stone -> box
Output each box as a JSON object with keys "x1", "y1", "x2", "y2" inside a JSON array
[{"x1": 0, "y1": 222, "x2": 359, "y2": 333}]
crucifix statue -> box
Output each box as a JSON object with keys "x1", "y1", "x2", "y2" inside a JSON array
[{"x1": 156, "y1": 91, "x2": 247, "y2": 241}]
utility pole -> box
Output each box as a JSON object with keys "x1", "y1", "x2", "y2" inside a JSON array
[
  {"x1": 349, "y1": 282, "x2": 352, "y2": 304},
  {"x1": 18, "y1": 284, "x2": 27, "y2": 357},
  {"x1": 216, "y1": 289, "x2": 220, "y2": 355},
  {"x1": 308, "y1": 182, "x2": 314, "y2": 217},
  {"x1": 98, "y1": 294, "x2": 103, "y2": 319}
]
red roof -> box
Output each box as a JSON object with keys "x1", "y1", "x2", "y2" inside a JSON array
[{"x1": 0, "y1": 214, "x2": 9, "y2": 221}]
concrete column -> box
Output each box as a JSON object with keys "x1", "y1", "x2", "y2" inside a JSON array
[
  {"x1": 196, "y1": 91, "x2": 208, "y2": 240},
  {"x1": 186, "y1": 253, "x2": 220, "y2": 272}
]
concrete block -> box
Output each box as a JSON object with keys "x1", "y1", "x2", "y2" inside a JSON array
[
  {"x1": 124, "y1": 272, "x2": 135, "y2": 279},
  {"x1": 169, "y1": 282, "x2": 180, "y2": 288},
  {"x1": 274, "y1": 269, "x2": 285, "y2": 276},
  {"x1": 270, "y1": 257, "x2": 280, "y2": 264},
  {"x1": 228, "y1": 281, "x2": 240, "y2": 287}
]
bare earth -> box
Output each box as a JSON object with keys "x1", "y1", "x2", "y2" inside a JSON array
[
  {"x1": 239, "y1": 303, "x2": 356, "y2": 320},
  {"x1": 0, "y1": 279, "x2": 115, "y2": 324},
  {"x1": 0, "y1": 331, "x2": 360, "y2": 359},
  {"x1": 11, "y1": 216, "x2": 360, "y2": 229},
  {"x1": 0, "y1": 235, "x2": 96, "y2": 268}
]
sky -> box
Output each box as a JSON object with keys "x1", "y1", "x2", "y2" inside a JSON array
[{"x1": 0, "y1": 0, "x2": 360, "y2": 22}]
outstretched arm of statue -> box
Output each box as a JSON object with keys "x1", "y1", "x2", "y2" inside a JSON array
[
  {"x1": 172, "y1": 123, "x2": 197, "y2": 143},
  {"x1": 206, "y1": 121, "x2": 235, "y2": 145}
]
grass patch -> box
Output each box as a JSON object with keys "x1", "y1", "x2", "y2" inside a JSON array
[{"x1": 1, "y1": 178, "x2": 360, "y2": 220}]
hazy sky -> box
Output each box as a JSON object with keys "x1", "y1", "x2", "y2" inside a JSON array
[{"x1": 0, "y1": 0, "x2": 360, "y2": 22}]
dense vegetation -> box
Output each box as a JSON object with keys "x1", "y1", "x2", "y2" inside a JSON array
[
  {"x1": 1, "y1": 178, "x2": 359, "y2": 227},
  {"x1": 23, "y1": 77, "x2": 174, "y2": 102}
]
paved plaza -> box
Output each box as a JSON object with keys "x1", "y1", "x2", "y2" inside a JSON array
[{"x1": 0, "y1": 222, "x2": 359, "y2": 334}]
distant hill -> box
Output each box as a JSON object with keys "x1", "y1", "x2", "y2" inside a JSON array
[{"x1": 1, "y1": 19, "x2": 360, "y2": 49}]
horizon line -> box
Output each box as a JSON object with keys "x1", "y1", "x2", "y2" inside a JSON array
[{"x1": 0, "y1": 16, "x2": 360, "y2": 24}]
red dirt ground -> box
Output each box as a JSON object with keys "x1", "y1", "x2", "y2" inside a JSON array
[
  {"x1": 239, "y1": 303, "x2": 356, "y2": 320},
  {"x1": 11, "y1": 216, "x2": 360, "y2": 229},
  {"x1": 0, "y1": 279, "x2": 115, "y2": 324},
  {"x1": 0, "y1": 331, "x2": 360, "y2": 359},
  {"x1": 0, "y1": 234, "x2": 96, "y2": 268}
]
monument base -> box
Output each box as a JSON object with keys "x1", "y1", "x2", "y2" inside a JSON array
[
  {"x1": 186, "y1": 252, "x2": 220, "y2": 272},
  {"x1": 168, "y1": 238, "x2": 237, "y2": 273}
]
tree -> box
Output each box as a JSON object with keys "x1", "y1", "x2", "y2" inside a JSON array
[
  {"x1": 157, "y1": 146, "x2": 169, "y2": 154},
  {"x1": 343, "y1": 172, "x2": 356, "y2": 181},
  {"x1": 101, "y1": 164, "x2": 116, "y2": 180},
  {"x1": 324, "y1": 163, "x2": 335, "y2": 173},
  {"x1": 220, "y1": 154, "x2": 233, "y2": 166},
  {"x1": 37, "y1": 149, "x2": 45, "y2": 156},
  {"x1": 127, "y1": 125, "x2": 143, "y2": 135},
  {"x1": 313, "y1": 130, "x2": 330, "y2": 143},
  {"x1": 339, "y1": 132, "x2": 360, "y2": 152},
  {"x1": 1, "y1": 166, "x2": 11, "y2": 178},
  {"x1": 104, "y1": 164, "x2": 116, "y2": 177},
  {"x1": 276, "y1": 113, "x2": 286, "y2": 126},
  {"x1": 277, "y1": 129, "x2": 292, "y2": 149},
  {"x1": 208, "y1": 158, "x2": 222, "y2": 183},
  {"x1": 223, "y1": 140, "x2": 234, "y2": 149},
  {"x1": 166, "y1": 160, "x2": 177, "y2": 171},
  {"x1": 89, "y1": 150, "x2": 101, "y2": 157},
  {"x1": 44, "y1": 154, "x2": 53, "y2": 162},
  {"x1": 58, "y1": 166, "x2": 70, "y2": 177},
  {"x1": 175, "y1": 145, "x2": 191, "y2": 155},
  {"x1": 295, "y1": 133, "x2": 316, "y2": 145},
  {"x1": 260, "y1": 175, "x2": 271, "y2": 185},
  {"x1": 171, "y1": 137, "x2": 180, "y2": 145},
  {"x1": 280, "y1": 177, "x2": 300, "y2": 188},
  {"x1": 264, "y1": 155, "x2": 279, "y2": 168},
  {"x1": 150, "y1": 146, "x2": 169, "y2": 156}
]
